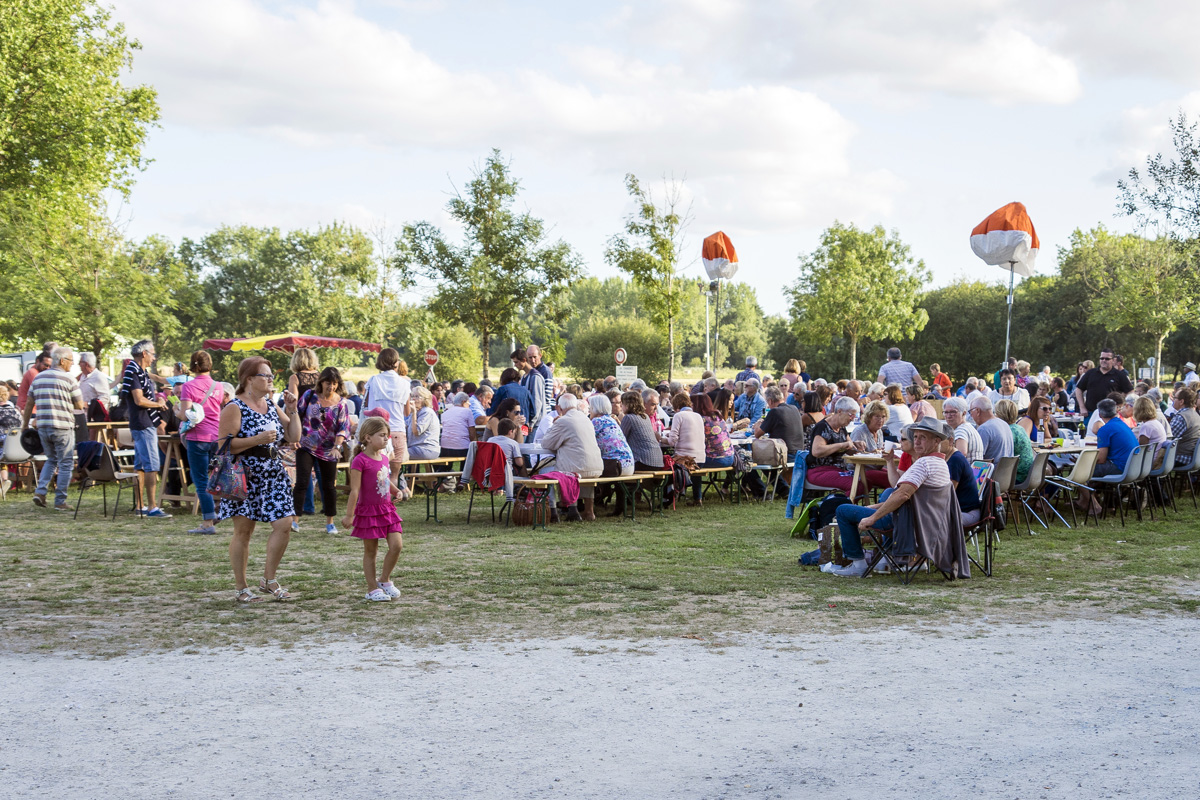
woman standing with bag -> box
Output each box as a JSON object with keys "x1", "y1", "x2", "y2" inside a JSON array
[
  {"x1": 293, "y1": 367, "x2": 350, "y2": 535},
  {"x1": 176, "y1": 351, "x2": 225, "y2": 535},
  {"x1": 217, "y1": 357, "x2": 301, "y2": 603}
]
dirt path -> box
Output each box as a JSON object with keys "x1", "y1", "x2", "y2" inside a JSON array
[{"x1": 2, "y1": 616, "x2": 1197, "y2": 799}]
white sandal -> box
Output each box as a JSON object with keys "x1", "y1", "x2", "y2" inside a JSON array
[
  {"x1": 235, "y1": 587, "x2": 263, "y2": 603},
  {"x1": 259, "y1": 578, "x2": 292, "y2": 601}
]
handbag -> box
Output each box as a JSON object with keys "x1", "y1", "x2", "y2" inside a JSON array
[
  {"x1": 752, "y1": 437, "x2": 787, "y2": 468},
  {"x1": 207, "y1": 436, "x2": 248, "y2": 502},
  {"x1": 179, "y1": 380, "x2": 218, "y2": 442}
]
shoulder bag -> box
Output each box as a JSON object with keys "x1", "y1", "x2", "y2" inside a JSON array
[
  {"x1": 179, "y1": 380, "x2": 219, "y2": 442},
  {"x1": 207, "y1": 435, "x2": 248, "y2": 502}
]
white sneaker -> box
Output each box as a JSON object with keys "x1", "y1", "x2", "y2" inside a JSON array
[
  {"x1": 832, "y1": 559, "x2": 871, "y2": 578},
  {"x1": 378, "y1": 581, "x2": 401, "y2": 599},
  {"x1": 365, "y1": 588, "x2": 390, "y2": 602}
]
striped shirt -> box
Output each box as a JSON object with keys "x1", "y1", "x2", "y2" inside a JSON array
[
  {"x1": 29, "y1": 369, "x2": 82, "y2": 430},
  {"x1": 878, "y1": 359, "x2": 921, "y2": 388},
  {"x1": 120, "y1": 360, "x2": 161, "y2": 430}
]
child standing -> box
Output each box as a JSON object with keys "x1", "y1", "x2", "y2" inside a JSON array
[{"x1": 342, "y1": 417, "x2": 404, "y2": 601}]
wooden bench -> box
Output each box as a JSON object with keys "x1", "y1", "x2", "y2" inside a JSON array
[
  {"x1": 689, "y1": 466, "x2": 741, "y2": 504},
  {"x1": 509, "y1": 478, "x2": 562, "y2": 529},
  {"x1": 576, "y1": 473, "x2": 649, "y2": 521}
]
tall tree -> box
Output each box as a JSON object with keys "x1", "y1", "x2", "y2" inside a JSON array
[
  {"x1": 788, "y1": 222, "x2": 930, "y2": 379},
  {"x1": 1059, "y1": 227, "x2": 1199, "y2": 382},
  {"x1": 0, "y1": 0, "x2": 159, "y2": 197},
  {"x1": 604, "y1": 174, "x2": 691, "y2": 380},
  {"x1": 0, "y1": 196, "x2": 185, "y2": 357},
  {"x1": 395, "y1": 150, "x2": 581, "y2": 380},
  {"x1": 181, "y1": 223, "x2": 378, "y2": 371},
  {"x1": 1117, "y1": 111, "x2": 1200, "y2": 237}
]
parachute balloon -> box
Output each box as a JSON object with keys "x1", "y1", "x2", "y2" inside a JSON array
[{"x1": 702, "y1": 231, "x2": 739, "y2": 280}]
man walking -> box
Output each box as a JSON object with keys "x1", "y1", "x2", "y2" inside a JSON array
[
  {"x1": 120, "y1": 339, "x2": 172, "y2": 519},
  {"x1": 878, "y1": 348, "x2": 925, "y2": 391},
  {"x1": 21, "y1": 346, "x2": 84, "y2": 510}
]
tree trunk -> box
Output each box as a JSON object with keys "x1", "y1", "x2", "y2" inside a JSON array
[
  {"x1": 480, "y1": 330, "x2": 490, "y2": 381},
  {"x1": 849, "y1": 332, "x2": 858, "y2": 381},
  {"x1": 92, "y1": 332, "x2": 103, "y2": 360},
  {"x1": 668, "y1": 314, "x2": 675, "y2": 382},
  {"x1": 1155, "y1": 332, "x2": 1166, "y2": 388}
]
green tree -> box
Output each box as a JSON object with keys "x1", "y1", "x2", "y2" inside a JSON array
[
  {"x1": 383, "y1": 303, "x2": 482, "y2": 384},
  {"x1": 1117, "y1": 112, "x2": 1200, "y2": 236},
  {"x1": 1058, "y1": 227, "x2": 1199, "y2": 382},
  {"x1": 0, "y1": 0, "x2": 159, "y2": 197},
  {"x1": 788, "y1": 222, "x2": 930, "y2": 379},
  {"x1": 180, "y1": 223, "x2": 378, "y2": 372},
  {"x1": 567, "y1": 316, "x2": 669, "y2": 385},
  {"x1": 395, "y1": 150, "x2": 581, "y2": 380},
  {"x1": 0, "y1": 195, "x2": 185, "y2": 357},
  {"x1": 604, "y1": 175, "x2": 691, "y2": 380}
]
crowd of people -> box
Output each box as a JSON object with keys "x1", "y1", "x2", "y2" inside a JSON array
[{"x1": 7, "y1": 335, "x2": 1200, "y2": 596}]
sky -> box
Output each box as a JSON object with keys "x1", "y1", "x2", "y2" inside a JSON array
[{"x1": 109, "y1": 0, "x2": 1200, "y2": 316}]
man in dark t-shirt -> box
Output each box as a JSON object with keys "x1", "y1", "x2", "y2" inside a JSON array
[
  {"x1": 755, "y1": 386, "x2": 805, "y2": 456},
  {"x1": 1074, "y1": 348, "x2": 1133, "y2": 415}
]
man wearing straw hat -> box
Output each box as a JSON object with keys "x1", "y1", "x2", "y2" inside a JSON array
[{"x1": 1184, "y1": 361, "x2": 1198, "y2": 385}]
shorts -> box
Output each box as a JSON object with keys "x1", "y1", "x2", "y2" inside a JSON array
[
  {"x1": 388, "y1": 431, "x2": 409, "y2": 464},
  {"x1": 131, "y1": 427, "x2": 161, "y2": 473}
]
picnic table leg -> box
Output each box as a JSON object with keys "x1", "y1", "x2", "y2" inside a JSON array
[
  {"x1": 848, "y1": 464, "x2": 864, "y2": 503},
  {"x1": 424, "y1": 480, "x2": 442, "y2": 523},
  {"x1": 621, "y1": 481, "x2": 637, "y2": 522},
  {"x1": 534, "y1": 489, "x2": 549, "y2": 530}
]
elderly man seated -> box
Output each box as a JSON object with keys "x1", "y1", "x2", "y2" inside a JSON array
[
  {"x1": 734, "y1": 378, "x2": 766, "y2": 427},
  {"x1": 827, "y1": 417, "x2": 962, "y2": 578},
  {"x1": 540, "y1": 393, "x2": 604, "y2": 521}
]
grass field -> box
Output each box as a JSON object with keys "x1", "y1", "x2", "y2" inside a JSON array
[{"x1": 1, "y1": 483, "x2": 1198, "y2": 657}]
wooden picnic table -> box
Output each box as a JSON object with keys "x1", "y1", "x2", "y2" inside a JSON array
[{"x1": 845, "y1": 452, "x2": 888, "y2": 502}]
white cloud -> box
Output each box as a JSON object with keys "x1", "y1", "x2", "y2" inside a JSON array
[
  {"x1": 113, "y1": 0, "x2": 899, "y2": 231},
  {"x1": 1100, "y1": 92, "x2": 1200, "y2": 186},
  {"x1": 638, "y1": 0, "x2": 1082, "y2": 105}
]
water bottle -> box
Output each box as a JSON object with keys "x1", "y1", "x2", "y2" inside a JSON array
[{"x1": 1067, "y1": 396, "x2": 1076, "y2": 413}]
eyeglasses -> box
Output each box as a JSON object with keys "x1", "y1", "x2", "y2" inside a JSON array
[
  {"x1": 1099, "y1": 356, "x2": 1113, "y2": 361},
  {"x1": 254, "y1": 373, "x2": 274, "y2": 379}
]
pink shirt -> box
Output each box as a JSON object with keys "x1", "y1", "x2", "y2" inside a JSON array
[
  {"x1": 179, "y1": 374, "x2": 223, "y2": 442},
  {"x1": 666, "y1": 407, "x2": 706, "y2": 463}
]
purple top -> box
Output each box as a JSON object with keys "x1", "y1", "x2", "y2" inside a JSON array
[
  {"x1": 298, "y1": 390, "x2": 351, "y2": 462},
  {"x1": 702, "y1": 415, "x2": 734, "y2": 460}
]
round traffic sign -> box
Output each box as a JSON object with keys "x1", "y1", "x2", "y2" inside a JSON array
[
  {"x1": 424, "y1": 348, "x2": 439, "y2": 367},
  {"x1": 614, "y1": 348, "x2": 627, "y2": 365}
]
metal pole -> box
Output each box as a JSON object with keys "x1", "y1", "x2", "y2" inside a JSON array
[
  {"x1": 714, "y1": 280, "x2": 721, "y2": 370},
  {"x1": 1003, "y1": 263, "x2": 1015, "y2": 368},
  {"x1": 705, "y1": 290, "x2": 711, "y2": 372}
]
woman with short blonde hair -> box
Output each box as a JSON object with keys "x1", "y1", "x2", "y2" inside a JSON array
[{"x1": 407, "y1": 386, "x2": 441, "y2": 461}]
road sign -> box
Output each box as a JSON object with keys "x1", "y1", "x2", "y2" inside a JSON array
[
  {"x1": 614, "y1": 348, "x2": 627, "y2": 365},
  {"x1": 424, "y1": 348, "x2": 439, "y2": 367},
  {"x1": 616, "y1": 365, "x2": 637, "y2": 384}
]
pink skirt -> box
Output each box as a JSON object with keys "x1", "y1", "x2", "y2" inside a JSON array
[{"x1": 351, "y1": 501, "x2": 403, "y2": 540}]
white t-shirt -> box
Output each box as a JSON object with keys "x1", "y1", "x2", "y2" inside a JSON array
[
  {"x1": 363, "y1": 370, "x2": 411, "y2": 432},
  {"x1": 899, "y1": 454, "x2": 952, "y2": 490},
  {"x1": 989, "y1": 387, "x2": 1030, "y2": 410},
  {"x1": 78, "y1": 369, "x2": 112, "y2": 406},
  {"x1": 440, "y1": 405, "x2": 474, "y2": 450}
]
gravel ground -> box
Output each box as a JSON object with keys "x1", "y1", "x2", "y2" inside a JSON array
[{"x1": 2, "y1": 616, "x2": 1197, "y2": 799}]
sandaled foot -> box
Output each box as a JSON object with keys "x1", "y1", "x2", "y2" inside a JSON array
[
  {"x1": 259, "y1": 578, "x2": 292, "y2": 601},
  {"x1": 235, "y1": 587, "x2": 263, "y2": 603},
  {"x1": 365, "y1": 588, "x2": 390, "y2": 602},
  {"x1": 378, "y1": 580, "x2": 401, "y2": 599}
]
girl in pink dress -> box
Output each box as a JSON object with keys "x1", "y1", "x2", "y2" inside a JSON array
[{"x1": 342, "y1": 417, "x2": 404, "y2": 602}]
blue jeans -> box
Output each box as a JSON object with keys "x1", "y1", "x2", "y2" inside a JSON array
[
  {"x1": 836, "y1": 488, "x2": 896, "y2": 561},
  {"x1": 36, "y1": 427, "x2": 75, "y2": 506},
  {"x1": 186, "y1": 439, "x2": 218, "y2": 520}
]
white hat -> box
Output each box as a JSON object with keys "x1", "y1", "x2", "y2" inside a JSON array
[{"x1": 1185, "y1": 361, "x2": 1197, "y2": 371}]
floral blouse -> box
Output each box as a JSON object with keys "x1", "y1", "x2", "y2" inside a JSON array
[
  {"x1": 297, "y1": 390, "x2": 351, "y2": 462},
  {"x1": 703, "y1": 415, "x2": 734, "y2": 460},
  {"x1": 592, "y1": 415, "x2": 634, "y2": 469}
]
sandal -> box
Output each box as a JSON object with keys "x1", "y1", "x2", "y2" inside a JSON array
[
  {"x1": 235, "y1": 587, "x2": 263, "y2": 603},
  {"x1": 259, "y1": 578, "x2": 292, "y2": 601}
]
